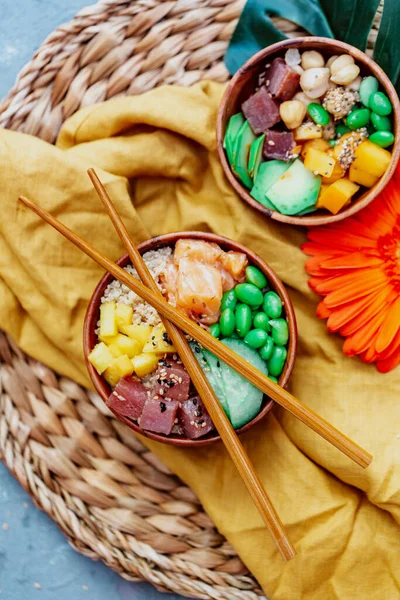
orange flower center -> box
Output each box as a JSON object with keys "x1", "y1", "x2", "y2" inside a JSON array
[{"x1": 378, "y1": 220, "x2": 400, "y2": 291}]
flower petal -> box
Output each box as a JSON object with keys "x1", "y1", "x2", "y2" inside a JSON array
[
  {"x1": 320, "y1": 253, "x2": 384, "y2": 270},
  {"x1": 375, "y1": 296, "x2": 400, "y2": 353},
  {"x1": 326, "y1": 290, "x2": 382, "y2": 332},
  {"x1": 343, "y1": 311, "x2": 386, "y2": 356}
]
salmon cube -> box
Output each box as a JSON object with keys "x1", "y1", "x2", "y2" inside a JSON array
[
  {"x1": 106, "y1": 376, "x2": 148, "y2": 420},
  {"x1": 219, "y1": 251, "x2": 248, "y2": 281},
  {"x1": 174, "y1": 239, "x2": 223, "y2": 265},
  {"x1": 139, "y1": 398, "x2": 180, "y2": 435},
  {"x1": 177, "y1": 258, "x2": 222, "y2": 316},
  {"x1": 179, "y1": 396, "x2": 214, "y2": 439}
]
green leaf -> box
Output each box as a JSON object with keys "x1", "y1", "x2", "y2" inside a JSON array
[
  {"x1": 373, "y1": 0, "x2": 400, "y2": 93},
  {"x1": 225, "y1": 0, "x2": 333, "y2": 74},
  {"x1": 319, "y1": 0, "x2": 380, "y2": 51}
]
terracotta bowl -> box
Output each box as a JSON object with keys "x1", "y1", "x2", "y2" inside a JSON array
[
  {"x1": 217, "y1": 37, "x2": 400, "y2": 227},
  {"x1": 84, "y1": 231, "x2": 297, "y2": 447}
]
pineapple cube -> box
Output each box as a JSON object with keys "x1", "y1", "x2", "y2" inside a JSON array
[
  {"x1": 300, "y1": 138, "x2": 330, "y2": 160},
  {"x1": 113, "y1": 333, "x2": 142, "y2": 358},
  {"x1": 132, "y1": 353, "x2": 160, "y2": 377},
  {"x1": 88, "y1": 342, "x2": 113, "y2": 374},
  {"x1": 104, "y1": 354, "x2": 134, "y2": 387},
  {"x1": 294, "y1": 123, "x2": 322, "y2": 141},
  {"x1": 353, "y1": 141, "x2": 391, "y2": 178},
  {"x1": 142, "y1": 324, "x2": 176, "y2": 354},
  {"x1": 318, "y1": 179, "x2": 360, "y2": 214},
  {"x1": 98, "y1": 333, "x2": 118, "y2": 344},
  {"x1": 120, "y1": 324, "x2": 153, "y2": 349},
  {"x1": 304, "y1": 148, "x2": 336, "y2": 178},
  {"x1": 349, "y1": 163, "x2": 379, "y2": 188},
  {"x1": 322, "y1": 150, "x2": 345, "y2": 184},
  {"x1": 108, "y1": 343, "x2": 124, "y2": 359},
  {"x1": 99, "y1": 302, "x2": 117, "y2": 338},
  {"x1": 115, "y1": 303, "x2": 133, "y2": 331}
]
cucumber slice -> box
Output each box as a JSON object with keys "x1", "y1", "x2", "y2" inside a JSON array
[
  {"x1": 232, "y1": 121, "x2": 256, "y2": 189},
  {"x1": 220, "y1": 338, "x2": 268, "y2": 429},
  {"x1": 266, "y1": 159, "x2": 321, "y2": 215},
  {"x1": 190, "y1": 342, "x2": 230, "y2": 418},
  {"x1": 248, "y1": 134, "x2": 265, "y2": 180},
  {"x1": 250, "y1": 160, "x2": 290, "y2": 209},
  {"x1": 224, "y1": 113, "x2": 245, "y2": 167}
]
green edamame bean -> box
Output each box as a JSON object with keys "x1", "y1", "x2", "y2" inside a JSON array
[
  {"x1": 369, "y1": 131, "x2": 395, "y2": 148},
  {"x1": 209, "y1": 323, "x2": 220, "y2": 338},
  {"x1": 263, "y1": 291, "x2": 282, "y2": 318},
  {"x1": 269, "y1": 318, "x2": 289, "y2": 346},
  {"x1": 253, "y1": 312, "x2": 270, "y2": 332},
  {"x1": 268, "y1": 375, "x2": 278, "y2": 383},
  {"x1": 267, "y1": 346, "x2": 287, "y2": 377},
  {"x1": 245, "y1": 265, "x2": 267, "y2": 289},
  {"x1": 219, "y1": 308, "x2": 235, "y2": 337},
  {"x1": 235, "y1": 283, "x2": 263, "y2": 307},
  {"x1": 371, "y1": 112, "x2": 392, "y2": 132},
  {"x1": 369, "y1": 92, "x2": 392, "y2": 116},
  {"x1": 307, "y1": 103, "x2": 330, "y2": 126},
  {"x1": 359, "y1": 76, "x2": 378, "y2": 107},
  {"x1": 235, "y1": 304, "x2": 252, "y2": 338},
  {"x1": 221, "y1": 289, "x2": 237, "y2": 311},
  {"x1": 244, "y1": 328, "x2": 269, "y2": 349},
  {"x1": 259, "y1": 336, "x2": 274, "y2": 360},
  {"x1": 345, "y1": 108, "x2": 371, "y2": 130},
  {"x1": 335, "y1": 123, "x2": 350, "y2": 137}
]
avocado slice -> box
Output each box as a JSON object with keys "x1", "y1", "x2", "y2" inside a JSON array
[
  {"x1": 248, "y1": 134, "x2": 265, "y2": 180},
  {"x1": 266, "y1": 159, "x2": 321, "y2": 215},
  {"x1": 232, "y1": 120, "x2": 256, "y2": 189},
  {"x1": 224, "y1": 113, "x2": 245, "y2": 167},
  {"x1": 250, "y1": 160, "x2": 290, "y2": 209}
]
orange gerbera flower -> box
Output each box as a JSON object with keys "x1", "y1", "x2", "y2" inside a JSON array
[{"x1": 302, "y1": 165, "x2": 400, "y2": 373}]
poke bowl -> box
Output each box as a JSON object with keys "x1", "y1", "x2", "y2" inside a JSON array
[
  {"x1": 217, "y1": 37, "x2": 400, "y2": 226},
  {"x1": 84, "y1": 232, "x2": 297, "y2": 447}
]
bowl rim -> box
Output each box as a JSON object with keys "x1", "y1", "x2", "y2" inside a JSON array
[
  {"x1": 83, "y1": 231, "x2": 297, "y2": 447},
  {"x1": 216, "y1": 36, "x2": 400, "y2": 227}
]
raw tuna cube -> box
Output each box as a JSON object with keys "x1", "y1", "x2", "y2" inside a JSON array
[
  {"x1": 139, "y1": 397, "x2": 179, "y2": 435},
  {"x1": 106, "y1": 376, "x2": 148, "y2": 420},
  {"x1": 266, "y1": 58, "x2": 300, "y2": 101},
  {"x1": 263, "y1": 130, "x2": 295, "y2": 162},
  {"x1": 242, "y1": 87, "x2": 280, "y2": 134},
  {"x1": 179, "y1": 396, "x2": 215, "y2": 439},
  {"x1": 153, "y1": 359, "x2": 191, "y2": 402}
]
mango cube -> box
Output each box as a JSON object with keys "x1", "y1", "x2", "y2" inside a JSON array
[
  {"x1": 316, "y1": 185, "x2": 330, "y2": 208},
  {"x1": 322, "y1": 151, "x2": 345, "y2": 184},
  {"x1": 115, "y1": 304, "x2": 133, "y2": 331},
  {"x1": 304, "y1": 148, "x2": 336, "y2": 178},
  {"x1": 121, "y1": 324, "x2": 153, "y2": 349},
  {"x1": 300, "y1": 138, "x2": 330, "y2": 160},
  {"x1": 113, "y1": 333, "x2": 142, "y2": 358},
  {"x1": 88, "y1": 342, "x2": 113, "y2": 374},
  {"x1": 349, "y1": 163, "x2": 379, "y2": 188},
  {"x1": 353, "y1": 141, "x2": 391, "y2": 178},
  {"x1": 132, "y1": 353, "x2": 160, "y2": 377},
  {"x1": 142, "y1": 324, "x2": 176, "y2": 354},
  {"x1": 104, "y1": 354, "x2": 134, "y2": 387},
  {"x1": 294, "y1": 123, "x2": 322, "y2": 141},
  {"x1": 99, "y1": 302, "x2": 117, "y2": 338},
  {"x1": 318, "y1": 179, "x2": 360, "y2": 214}
]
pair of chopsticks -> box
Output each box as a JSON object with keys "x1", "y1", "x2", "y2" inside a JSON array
[{"x1": 19, "y1": 169, "x2": 372, "y2": 560}]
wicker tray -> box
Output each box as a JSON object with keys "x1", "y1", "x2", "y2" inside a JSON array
[{"x1": 0, "y1": 1, "x2": 383, "y2": 598}]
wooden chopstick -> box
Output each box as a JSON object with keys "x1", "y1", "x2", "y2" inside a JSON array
[
  {"x1": 19, "y1": 195, "x2": 373, "y2": 470},
  {"x1": 86, "y1": 169, "x2": 295, "y2": 560}
]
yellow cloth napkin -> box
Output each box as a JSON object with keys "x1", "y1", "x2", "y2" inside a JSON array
[{"x1": 1, "y1": 81, "x2": 399, "y2": 600}]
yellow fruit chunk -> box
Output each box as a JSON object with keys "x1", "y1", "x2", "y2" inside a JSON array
[
  {"x1": 349, "y1": 163, "x2": 379, "y2": 188},
  {"x1": 121, "y1": 324, "x2": 153, "y2": 349},
  {"x1": 113, "y1": 333, "x2": 142, "y2": 358},
  {"x1": 98, "y1": 333, "x2": 118, "y2": 344},
  {"x1": 142, "y1": 324, "x2": 176, "y2": 354},
  {"x1": 115, "y1": 304, "x2": 133, "y2": 331},
  {"x1": 300, "y1": 138, "x2": 330, "y2": 160},
  {"x1": 316, "y1": 185, "x2": 329, "y2": 208},
  {"x1": 88, "y1": 342, "x2": 113, "y2": 374},
  {"x1": 104, "y1": 355, "x2": 134, "y2": 387},
  {"x1": 318, "y1": 179, "x2": 360, "y2": 214},
  {"x1": 322, "y1": 150, "x2": 345, "y2": 184},
  {"x1": 353, "y1": 140, "x2": 391, "y2": 178},
  {"x1": 304, "y1": 148, "x2": 336, "y2": 177},
  {"x1": 99, "y1": 302, "x2": 117, "y2": 338},
  {"x1": 108, "y1": 343, "x2": 124, "y2": 359},
  {"x1": 132, "y1": 353, "x2": 160, "y2": 377},
  {"x1": 294, "y1": 123, "x2": 322, "y2": 141}
]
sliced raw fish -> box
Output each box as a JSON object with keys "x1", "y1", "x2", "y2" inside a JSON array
[
  {"x1": 242, "y1": 87, "x2": 280, "y2": 134},
  {"x1": 106, "y1": 376, "x2": 148, "y2": 420},
  {"x1": 139, "y1": 397, "x2": 180, "y2": 435},
  {"x1": 219, "y1": 251, "x2": 248, "y2": 281},
  {"x1": 177, "y1": 258, "x2": 222, "y2": 317},
  {"x1": 174, "y1": 239, "x2": 223, "y2": 265},
  {"x1": 153, "y1": 358, "x2": 190, "y2": 402},
  {"x1": 179, "y1": 396, "x2": 214, "y2": 439},
  {"x1": 263, "y1": 130, "x2": 295, "y2": 162},
  {"x1": 160, "y1": 260, "x2": 178, "y2": 306},
  {"x1": 266, "y1": 58, "x2": 300, "y2": 101},
  {"x1": 220, "y1": 268, "x2": 236, "y2": 292}
]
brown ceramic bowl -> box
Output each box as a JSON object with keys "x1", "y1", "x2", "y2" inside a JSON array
[
  {"x1": 217, "y1": 37, "x2": 400, "y2": 227},
  {"x1": 84, "y1": 232, "x2": 297, "y2": 447}
]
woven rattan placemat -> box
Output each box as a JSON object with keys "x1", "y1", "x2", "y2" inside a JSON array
[{"x1": 0, "y1": 1, "x2": 383, "y2": 598}]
